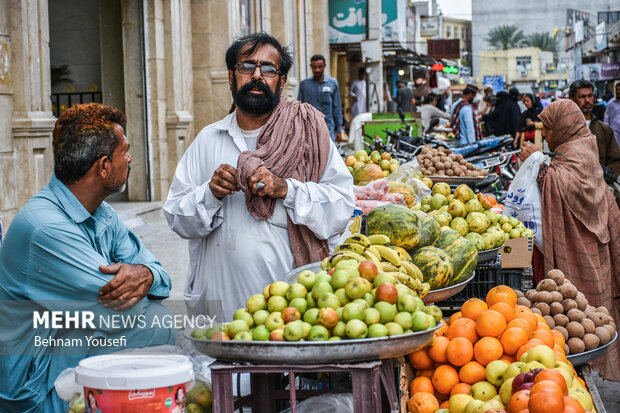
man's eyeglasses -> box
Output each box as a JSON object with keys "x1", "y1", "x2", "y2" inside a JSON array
[{"x1": 235, "y1": 62, "x2": 280, "y2": 78}]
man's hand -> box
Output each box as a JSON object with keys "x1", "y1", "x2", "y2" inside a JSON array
[
  {"x1": 335, "y1": 132, "x2": 343, "y2": 143},
  {"x1": 248, "y1": 165, "x2": 288, "y2": 199},
  {"x1": 526, "y1": 118, "x2": 535, "y2": 127},
  {"x1": 98, "y1": 263, "x2": 154, "y2": 310},
  {"x1": 209, "y1": 164, "x2": 238, "y2": 200},
  {"x1": 519, "y1": 141, "x2": 539, "y2": 163},
  {"x1": 352, "y1": 96, "x2": 358, "y2": 103}
]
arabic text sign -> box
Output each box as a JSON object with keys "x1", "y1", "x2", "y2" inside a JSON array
[
  {"x1": 421, "y1": 16, "x2": 439, "y2": 37},
  {"x1": 483, "y1": 76, "x2": 505, "y2": 93}
]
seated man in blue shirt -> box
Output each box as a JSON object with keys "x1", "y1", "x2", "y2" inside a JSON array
[
  {"x1": 0, "y1": 103, "x2": 175, "y2": 412},
  {"x1": 298, "y1": 54, "x2": 343, "y2": 142},
  {"x1": 450, "y1": 84, "x2": 482, "y2": 145}
]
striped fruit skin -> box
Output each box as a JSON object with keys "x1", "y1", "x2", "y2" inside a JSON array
[
  {"x1": 411, "y1": 211, "x2": 440, "y2": 252},
  {"x1": 443, "y1": 237, "x2": 478, "y2": 285},
  {"x1": 412, "y1": 246, "x2": 454, "y2": 290},
  {"x1": 367, "y1": 205, "x2": 420, "y2": 250},
  {"x1": 435, "y1": 229, "x2": 462, "y2": 250}
]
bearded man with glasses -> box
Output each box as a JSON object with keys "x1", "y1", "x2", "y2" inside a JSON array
[{"x1": 164, "y1": 33, "x2": 355, "y2": 321}]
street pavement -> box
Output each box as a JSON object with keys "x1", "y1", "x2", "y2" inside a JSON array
[{"x1": 110, "y1": 201, "x2": 620, "y2": 412}]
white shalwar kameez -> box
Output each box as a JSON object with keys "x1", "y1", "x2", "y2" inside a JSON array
[{"x1": 163, "y1": 112, "x2": 355, "y2": 321}]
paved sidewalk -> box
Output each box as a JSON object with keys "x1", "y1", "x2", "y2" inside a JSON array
[{"x1": 111, "y1": 201, "x2": 620, "y2": 412}]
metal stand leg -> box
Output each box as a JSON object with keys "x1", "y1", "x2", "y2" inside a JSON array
[{"x1": 212, "y1": 370, "x2": 234, "y2": 413}]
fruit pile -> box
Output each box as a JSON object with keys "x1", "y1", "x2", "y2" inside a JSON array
[
  {"x1": 416, "y1": 146, "x2": 488, "y2": 178},
  {"x1": 346, "y1": 149, "x2": 401, "y2": 181},
  {"x1": 192, "y1": 257, "x2": 443, "y2": 342},
  {"x1": 185, "y1": 380, "x2": 213, "y2": 412},
  {"x1": 321, "y1": 233, "x2": 431, "y2": 297},
  {"x1": 406, "y1": 286, "x2": 597, "y2": 413},
  {"x1": 366, "y1": 205, "x2": 478, "y2": 291},
  {"x1": 517, "y1": 269, "x2": 616, "y2": 356},
  {"x1": 417, "y1": 182, "x2": 532, "y2": 251}
]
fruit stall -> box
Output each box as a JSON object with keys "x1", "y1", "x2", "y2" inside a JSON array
[{"x1": 185, "y1": 154, "x2": 614, "y2": 413}]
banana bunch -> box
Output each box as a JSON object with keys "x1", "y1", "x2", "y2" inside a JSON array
[{"x1": 321, "y1": 233, "x2": 431, "y2": 297}]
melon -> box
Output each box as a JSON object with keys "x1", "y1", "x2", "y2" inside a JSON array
[
  {"x1": 353, "y1": 164, "x2": 384, "y2": 185},
  {"x1": 366, "y1": 205, "x2": 419, "y2": 250},
  {"x1": 412, "y1": 246, "x2": 454, "y2": 290},
  {"x1": 436, "y1": 229, "x2": 461, "y2": 250},
  {"x1": 411, "y1": 210, "x2": 440, "y2": 251},
  {"x1": 443, "y1": 237, "x2": 478, "y2": 285}
]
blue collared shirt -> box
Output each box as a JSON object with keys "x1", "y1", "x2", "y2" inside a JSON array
[
  {"x1": 0, "y1": 175, "x2": 173, "y2": 412},
  {"x1": 297, "y1": 75, "x2": 343, "y2": 141},
  {"x1": 450, "y1": 99, "x2": 476, "y2": 145}
]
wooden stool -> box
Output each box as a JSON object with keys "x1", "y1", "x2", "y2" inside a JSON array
[{"x1": 210, "y1": 359, "x2": 399, "y2": 412}]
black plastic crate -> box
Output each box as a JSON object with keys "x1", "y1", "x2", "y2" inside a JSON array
[{"x1": 439, "y1": 255, "x2": 524, "y2": 309}]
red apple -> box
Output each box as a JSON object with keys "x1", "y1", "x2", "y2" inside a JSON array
[
  {"x1": 517, "y1": 382, "x2": 534, "y2": 392},
  {"x1": 317, "y1": 307, "x2": 339, "y2": 328},
  {"x1": 358, "y1": 260, "x2": 379, "y2": 282},
  {"x1": 375, "y1": 283, "x2": 398, "y2": 304},
  {"x1": 269, "y1": 329, "x2": 285, "y2": 341},
  {"x1": 281, "y1": 307, "x2": 301, "y2": 323}
]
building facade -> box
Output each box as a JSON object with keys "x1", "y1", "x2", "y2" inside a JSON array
[
  {"x1": 0, "y1": 0, "x2": 329, "y2": 234},
  {"x1": 472, "y1": 0, "x2": 618, "y2": 79}
]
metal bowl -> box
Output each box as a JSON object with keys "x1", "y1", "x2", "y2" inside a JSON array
[
  {"x1": 478, "y1": 246, "x2": 502, "y2": 263},
  {"x1": 422, "y1": 272, "x2": 475, "y2": 304},
  {"x1": 284, "y1": 262, "x2": 323, "y2": 284},
  {"x1": 186, "y1": 322, "x2": 440, "y2": 364},
  {"x1": 567, "y1": 332, "x2": 618, "y2": 367}
]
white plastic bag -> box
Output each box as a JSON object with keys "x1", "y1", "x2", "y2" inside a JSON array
[
  {"x1": 388, "y1": 160, "x2": 432, "y2": 203},
  {"x1": 503, "y1": 151, "x2": 550, "y2": 250}
]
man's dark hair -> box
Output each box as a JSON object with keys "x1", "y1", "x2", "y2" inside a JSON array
[
  {"x1": 396, "y1": 79, "x2": 405, "y2": 86},
  {"x1": 568, "y1": 79, "x2": 594, "y2": 98},
  {"x1": 225, "y1": 32, "x2": 294, "y2": 77},
  {"x1": 463, "y1": 84, "x2": 478, "y2": 96},
  {"x1": 310, "y1": 54, "x2": 325, "y2": 63},
  {"x1": 423, "y1": 94, "x2": 437, "y2": 104},
  {"x1": 53, "y1": 103, "x2": 127, "y2": 184},
  {"x1": 358, "y1": 67, "x2": 366, "y2": 76}
]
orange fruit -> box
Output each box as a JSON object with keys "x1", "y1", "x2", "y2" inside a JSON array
[
  {"x1": 516, "y1": 311, "x2": 539, "y2": 331},
  {"x1": 554, "y1": 344, "x2": 566, "y2": 356},
  {"x1": 550, "y1": 329, "x2": 566, "y2": 348},
  {"x1": 473, "y1": 336, "x2": 503, "y2": 366},
  {"x1": 409, "y1": 376, "x2": 434, "y2": 394},
  {"x1": 507, "y1": 318, "x2": 533, "y2": 339},
  {"x1": 409, "y1": 348, "x2": 434, "y2": 370},
  {"x1": 500, "y1": 353, "x2": 516, "y2": 363},
  {"x1": 439, "y1": 400, "x2": 449, "y2": 409},
  {"x1": 476, "y1": 310, "x2": 506, "y2": 337},
  {"x1": 431, "y1": 365, "x2": 460, "y2": 395},
  {"x1": 428, "y1": 336, "x2": 449, "y2": 363},
  {"x1": 530, "y1": 379, "x2": 563, "y2": 396},
  {"x1": 500, "y1": 327, "x2": 529, "y2": 356},
  {"x1": 532, "y1": 329, "x2": 554, "y2": 348},
  {"x1": 434, "y1": 391, "x2": 449, "y2": 402},
  {"x1": 528, "y1": 388, "x2": 564, "y2": 413},
  {"x1": 507, "y1": 390, "x2": 531, "y2": 413},
  {"x1": 446, "y1": 337, "x2": 474, "y2": 366},
  {"x1": 461, "y1": 298, "x2": 488, "y2": 321},
  {"x1": 416, "y1": 368, "x2": 434, "y2": 379},
  {"x1": 407, "y1": 391, "x2": 439, "y2": 413},
  {"x1": 486, "y1": 286, "x2": 517, "y2": 307},
  {"x1": 534, "y1": 370, "x2": 568, "y2": 396},
  {"x1": 516, "y1": 340, "x2": 544, "y2": 361},
  {"x1": 458, "y1": 361, "x2": 486, "y2": 384},
  {"x1": 436, "y1": 319, "x2": 448, "y2": 337},
  {"x1": 449, "y1": 311, "x2": 462, "y2": 325},
  {"x1": 489, "y1": 302, "x2": 516, "y2": 322},
  {"x1": 537, "y1": 322, "x2": 551, "y2": 332},
  {"x1": 450, "y1": 382, "x2": 472, "y2": 396},
  {"x1": 447, "y1": 317, "x2": 479, "y2": 344},
  {"x1": 563, "y1": 396, "x2": 585, "y2": 413}
]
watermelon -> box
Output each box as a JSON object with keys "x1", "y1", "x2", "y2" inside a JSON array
[
  {"x1": 367, "y1": 205, "x2": 419, "y2": 250},
  {"x1": 411, "y1": 210, "x2": 440, "y2": 251},
  {"x1": 436, "y1": 229, "x2": 461, "y2": 250},
  {"x1": 412, "y1": 246, "x2": 454, "y2": 290},
  {"x1": 443, "y1": 237, "x2": 479, "y2": 285}
]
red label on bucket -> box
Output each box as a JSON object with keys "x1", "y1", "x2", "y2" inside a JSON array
[{"x1": 83, "y1": 384, "x2": 187, "y2": 412}]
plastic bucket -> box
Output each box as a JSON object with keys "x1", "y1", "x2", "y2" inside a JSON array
[{"x1": 75, "y1": 354, "x2": 194, "y2": 412}]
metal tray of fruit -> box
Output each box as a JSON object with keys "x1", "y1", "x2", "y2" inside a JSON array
[
  {"x1": 186, "y1": 322, "x2": 440, "y2": 364},
  {"x1": 422, "y1": 272, "x2": 475, "y2": 304},
  {"x1": 478, "y1": 246, "x2": 502, "y2": 263},
  {"x1": 284, "y1": 262, "x2": 323, "y2": 284},
  {"x1": 566, "y1": 332, "x2": 618, "y2": 367},
  {"x1": 425, "y1": 176, "x2": 485, "y2": 186}
]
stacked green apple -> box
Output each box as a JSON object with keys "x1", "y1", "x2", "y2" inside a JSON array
[{"x1": 191, "y1": 259, "x2": 442, "y2": 342}]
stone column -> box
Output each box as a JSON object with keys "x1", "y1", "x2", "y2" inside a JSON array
[{"x1": 4, "y1": 0, "x2": 56, "y2": 228}]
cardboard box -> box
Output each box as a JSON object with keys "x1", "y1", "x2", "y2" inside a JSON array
[{"x1": 500, "y1": 237, "x2": 534, "y2": 268}]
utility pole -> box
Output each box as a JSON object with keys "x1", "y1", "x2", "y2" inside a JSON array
[{"x1": 366, "y1": 0, "x2": 384, "y2": 113}]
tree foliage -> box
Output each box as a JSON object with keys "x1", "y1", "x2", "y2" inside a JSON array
[
  {"x1": 485, "y1": 25, "x2": 525, "y2": 50},
  {"x1": 523, "y1": 32, "x2": 558, "y2": 53}
]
